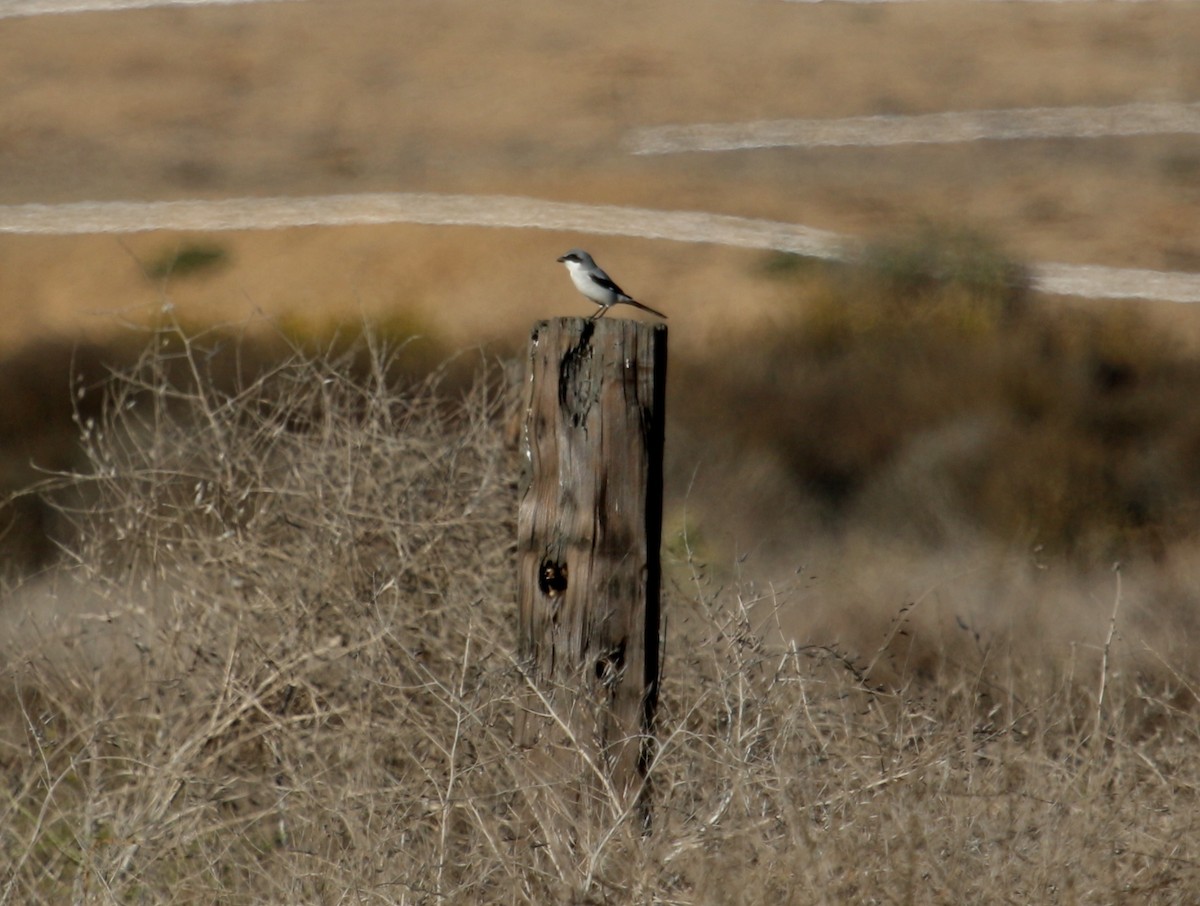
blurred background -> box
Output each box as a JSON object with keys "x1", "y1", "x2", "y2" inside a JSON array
[{"x1": 3, "y1": 0, "x2": 1200, "y2": 668}]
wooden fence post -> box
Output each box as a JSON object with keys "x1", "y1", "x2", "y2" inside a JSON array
[{"x1": 515, "y1": 317, "x2": 666, "y2": 823}]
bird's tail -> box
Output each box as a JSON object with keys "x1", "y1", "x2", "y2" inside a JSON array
[{"x1": 625, "y1": 298, "x2": 668, "y2": 319}]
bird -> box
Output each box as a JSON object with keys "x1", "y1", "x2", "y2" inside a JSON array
[{"x1": 556, "y1": 249, "x2": 667, "y2": 321}]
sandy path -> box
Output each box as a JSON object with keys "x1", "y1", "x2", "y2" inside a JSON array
[{"x1": 4, "y1": 193, "x2": 1200, "y2": 303}]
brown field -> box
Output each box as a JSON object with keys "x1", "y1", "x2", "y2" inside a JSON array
[
  {"x1": 3, "y1": 0, "x2": 1200, "y2": 901},
  {"x1": 2, "y1": 0, "x2": 1200, "y2": 349}
]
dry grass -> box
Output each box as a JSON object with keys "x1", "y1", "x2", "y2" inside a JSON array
[{"x1": 1, "y1": 326, "x2": 1198, "y2": 903}]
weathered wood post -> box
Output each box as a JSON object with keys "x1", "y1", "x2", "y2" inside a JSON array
[{"x1": 516, "y1": 317, "x2": 666, "y2": 823}]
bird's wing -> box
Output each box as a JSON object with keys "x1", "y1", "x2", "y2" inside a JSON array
[{"x1": 588, "y1": 269, "x2": 630, "y2": 299}]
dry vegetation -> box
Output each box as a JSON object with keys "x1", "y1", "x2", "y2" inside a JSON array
[
  {"x1": 683, "y1": 227, "x2": 1200, "y2": 563},
  {"x1": 4, "y1": 0, "x2": 1200, "y2": 898},
  {"x1": 2, "y1": 321, "x2": 1199, "y2": 904}
]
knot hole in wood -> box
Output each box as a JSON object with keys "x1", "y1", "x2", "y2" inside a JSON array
[{"x1": 538, "y1": 558, "x2": 568, "y2": 599}]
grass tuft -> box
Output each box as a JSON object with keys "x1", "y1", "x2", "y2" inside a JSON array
[{"x1": 145, "y1": 242, "x2": 229, "y2": 281}]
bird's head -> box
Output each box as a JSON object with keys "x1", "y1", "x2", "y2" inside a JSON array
[{"x1": 556, "y1": 249, "x2": 593, "y2": 267}]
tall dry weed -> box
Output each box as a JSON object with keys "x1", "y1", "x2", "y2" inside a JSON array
[{"x1": 0, "y1": 325, "x2": 1197, "y2": 903}]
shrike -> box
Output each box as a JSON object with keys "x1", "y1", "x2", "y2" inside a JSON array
[{"x1": 556, "y1": 249, "x2": 667, "y2": 320}]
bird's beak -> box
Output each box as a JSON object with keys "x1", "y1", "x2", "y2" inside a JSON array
[{"x1": 556, "y1": 255, "x2": 567, "y2": 263}]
